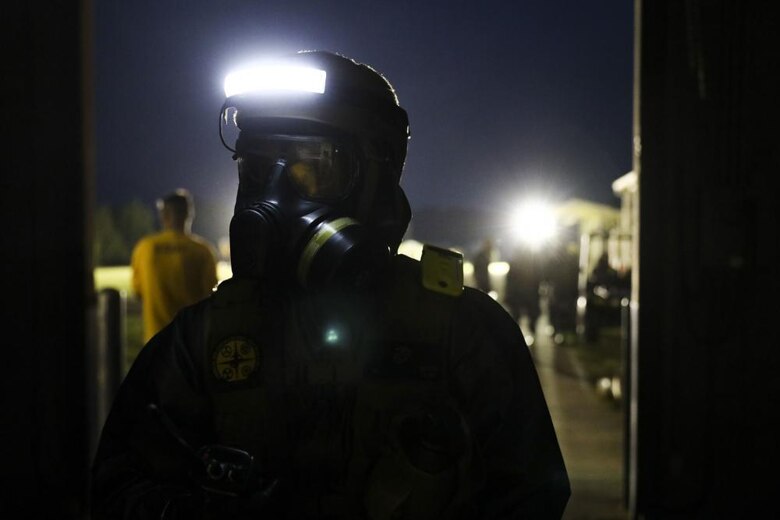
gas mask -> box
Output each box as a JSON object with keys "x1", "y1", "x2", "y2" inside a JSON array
[
  {"x1": 229, "y1": 130, "x2": 390, "y2": 290},
  {"x1": 220, "y1": 51, "x2": 412, "y2": 289}
]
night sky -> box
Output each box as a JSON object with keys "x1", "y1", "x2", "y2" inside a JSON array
[{"x1": 95, "y1": 0, "x2": 634, "y2": 244}]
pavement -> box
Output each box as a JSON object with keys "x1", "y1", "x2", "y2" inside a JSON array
[{"x1": 525, "y1": 316, "x2": 628, "y2": 520}]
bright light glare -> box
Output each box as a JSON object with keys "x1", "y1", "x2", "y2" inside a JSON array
[
  {"x1": 224, "y1": 65, "x2": 327, "y2": 97},
  {"x1": 325, "y1": 328, "x2": 340, "y2": 344},
  {"x1": 324, "y1": 326, "x2": 346, "y2": 347},
  {"x1": 510, "y1": 200, "x2": 557, "y2": 249},
  {"x1": 487, "y1": 261, "x2": 509, "y2": 276}
]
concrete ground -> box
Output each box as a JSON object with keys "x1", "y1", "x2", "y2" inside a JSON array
[{"x1": 526, "y1": 317, "x2": 628, "y2": 520}]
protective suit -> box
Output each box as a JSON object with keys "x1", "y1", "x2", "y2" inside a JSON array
[{"x1": 91, "y1": 50, "x2": 569, "y2": 519}]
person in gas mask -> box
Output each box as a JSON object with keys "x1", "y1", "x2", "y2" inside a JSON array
[{"x1": 90, "y1": 50, "x2": 570, "y2": 520}]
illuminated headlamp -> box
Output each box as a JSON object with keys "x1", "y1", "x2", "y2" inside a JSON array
[
  {"x1": 223, "y1": 65, "x2": 327, "y2": 97},
  {"x1": 219, "y1": 52, "x2": 410, "y2": 177}
]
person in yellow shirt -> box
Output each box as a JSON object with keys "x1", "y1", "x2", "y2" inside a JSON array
[{"x1": 131, "y1": 188, "x2": 218, "y2": 343}]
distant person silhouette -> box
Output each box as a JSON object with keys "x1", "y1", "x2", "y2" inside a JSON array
[
  {"x1": 584, "y1": 251, "x2": 620, "y2": 342},
  {"x1": 546, "y1": 231, "x2": 580, "y2": 342},
  {"x1": 131, "y1": 188, "x2": 218, "y2": 343},
  {"x1": 504, "y1": 244, "x2": 542, "y2": 336},
  {"x1": 472, "y1": 237, "x2": 495, "y2": 293}
]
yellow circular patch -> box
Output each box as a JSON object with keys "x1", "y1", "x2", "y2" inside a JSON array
[{"x1": 211, "y1": 337, "x2": 260, "y2": 383}]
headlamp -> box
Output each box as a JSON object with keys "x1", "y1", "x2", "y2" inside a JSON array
[
  {"x1": 219, "y1": 54, "x2": 409, "y2": 170},
  {"x1": 223, "y1": 65, "x2": 327, "y2": 97}
]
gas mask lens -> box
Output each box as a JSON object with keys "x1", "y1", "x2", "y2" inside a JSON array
[{"x1": 241, "y1": 135, "x2": 356, "y2": 201}]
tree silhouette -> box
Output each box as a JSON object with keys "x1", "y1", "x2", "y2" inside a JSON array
[{"x1": 93, "y1": 200, "x2": 155, "y2": 265}]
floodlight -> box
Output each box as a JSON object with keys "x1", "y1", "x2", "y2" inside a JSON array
[{"x1": 509, "y1": 199, "x2": 557, "y2": 249}]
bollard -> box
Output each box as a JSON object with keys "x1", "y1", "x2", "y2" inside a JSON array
[{"x1": 95, "y1": 288, "x2": 127, "y2": 432}]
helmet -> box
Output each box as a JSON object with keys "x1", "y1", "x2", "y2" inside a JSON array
[
  {"x1": 225, "y1": 51, "x2": 409, "y2": 177},
  {"x1": 221, "y1": 51, "x2": 412, "y2": 288}
]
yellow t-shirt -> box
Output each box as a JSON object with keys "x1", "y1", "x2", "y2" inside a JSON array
[{"x1": 131, "y1": 230, "x2": 218, "y2": 343}]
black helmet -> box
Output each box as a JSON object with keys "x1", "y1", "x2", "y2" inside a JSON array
[{"x1": 221, "y1": 50, "x2": 411, "y2": 252}]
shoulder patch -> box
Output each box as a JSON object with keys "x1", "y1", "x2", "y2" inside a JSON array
[
  {"x1": 211, "y1": 336, "x2": 261, "y2": 384},
  {"x1": 420, "y1": 244, "x2": 464, "y2": 297}
]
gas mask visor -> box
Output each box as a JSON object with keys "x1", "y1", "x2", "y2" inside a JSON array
[
  {"x1": 232, "y1": 131, "x2": 388, "y2": 290},
  {"x1": 237, "y1": 134, "x2": 357, "y2": 202}
]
